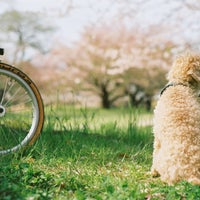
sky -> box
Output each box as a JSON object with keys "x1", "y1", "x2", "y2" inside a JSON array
[
  {"x1": 1, "y1": 0, "x2": 200, "y2": 50},
  {"x1": 1, "y1": 0, "x2": 121, "y2": 44}
]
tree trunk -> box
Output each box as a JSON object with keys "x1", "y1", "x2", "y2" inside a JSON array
[
  {"x1": 129, "y1": 94, "x2": 142, "y2": 108},
  {"x1": 144, "y1": 96, "x2": 152, "y2": 111},
  {"x1": 101, "y1": 85, "x2": 111, "y2": 109}
]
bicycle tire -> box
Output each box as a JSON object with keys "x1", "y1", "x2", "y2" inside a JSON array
[{"x1": 0, "y1": 62, "x2": 44, "y2": 155}]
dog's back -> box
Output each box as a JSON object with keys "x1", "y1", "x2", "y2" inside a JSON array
[{"x1": 151, "y1": 53, "x2": 200, "y2": 185}]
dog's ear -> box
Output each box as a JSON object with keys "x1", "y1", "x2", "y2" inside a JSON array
[
  {"x1": 187, "y1": 69, "x2": 193, "y2": 75},
  {"x1": 188, "y1": 68, "x2": 200, "y2": 82}
]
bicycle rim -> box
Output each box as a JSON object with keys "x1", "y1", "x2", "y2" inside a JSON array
[{"x1": 0, "y1": 63, "x2": 44, "y2": 155}]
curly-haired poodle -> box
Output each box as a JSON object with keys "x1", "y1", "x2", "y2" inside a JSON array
[{"x1": 151, "y1": 52, "x2": 200, "y2": 185}]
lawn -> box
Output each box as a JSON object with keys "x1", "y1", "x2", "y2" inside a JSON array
[{"x1": 0, "y1": 105, "x2": 199, "y2": 199}]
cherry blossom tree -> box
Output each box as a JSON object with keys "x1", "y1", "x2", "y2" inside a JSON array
[{"x1": 62, "y1": 23, "x2": 176, "y2": 109}]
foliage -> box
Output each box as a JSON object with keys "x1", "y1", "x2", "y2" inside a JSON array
[
  {"x1": 0, "y1": 10, "x2": 54, "y2": 63},
  {"x1": 0, "y1": 162, "x2": 55, "y2": 199},
  {"x1": 124, "y1": 66, "x2": 167, "y2": 110},
  {"x1": 0, "y1": 106, "x2": 199, "y2": 199},
  {"x1": 35, "y1": 23, "x2": 174, "y2": 108},
  {"x1": 65, "y1": 24, "x2": 172, "y2": 109}
]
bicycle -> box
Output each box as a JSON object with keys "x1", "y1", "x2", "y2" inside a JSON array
[{"x1": 0, "y1": 48, "x2": 44, "y2": 155}]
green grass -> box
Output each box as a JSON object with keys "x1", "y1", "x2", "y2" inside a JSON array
[{"x1": 0, "y1": 105, "x2": 200, "y2": 199}]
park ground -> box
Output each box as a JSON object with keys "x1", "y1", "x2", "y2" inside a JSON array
[{"x1": 0, "y1": 106, "x2": 200, "y2": 199}]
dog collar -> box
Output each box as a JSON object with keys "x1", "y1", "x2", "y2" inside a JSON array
[{"x1": 160, "y1": 83, "x2": 186, "y2": 96}]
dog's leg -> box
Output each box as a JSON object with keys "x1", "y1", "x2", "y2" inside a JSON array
[
  {"x1": 188, "y1": 177, "x2": 200, "y2": 185},
  {"x1": 151, "y1": 138, "x2": 161, "y2": 177},
  {"x1": 151, "y1": 167, "x2": 160, "y2": 177}
]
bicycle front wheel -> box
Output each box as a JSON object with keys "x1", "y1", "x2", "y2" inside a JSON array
[{"x1": 0, "y1": 62, "x2": 44, "y2": 155}]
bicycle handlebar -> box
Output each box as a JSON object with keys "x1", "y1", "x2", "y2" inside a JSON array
[{"x1": 0, "y1": 48, "x2": 4, "y2": 55}]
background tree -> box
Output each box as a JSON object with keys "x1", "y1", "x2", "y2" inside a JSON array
[
  {"x1": 44, "y1": 23, "x2": 176, "y2": 109},
  {"x1": 125, "y1": 66, "x2": 167, "y2": 110},
  {"x1": 65, "y1": 24, "x2": 133, "y2": 108},
  {"x1": 123, "y1": 34, "x2": 175, "y2": 110},
  {"x1": 0, "y1": 10, "x2": 54, "y2": 64},
  {"x1": 7, "y1": 0, "x2": 198, "y2": 108}
]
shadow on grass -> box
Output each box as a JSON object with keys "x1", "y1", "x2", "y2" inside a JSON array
[{"x1": 27, "y1": 121, "x2": 154, "y2": 167}]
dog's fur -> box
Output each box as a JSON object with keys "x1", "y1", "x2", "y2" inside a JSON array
[{"x1": 151, "y1": 53, "x2": 200, "y2": 185}]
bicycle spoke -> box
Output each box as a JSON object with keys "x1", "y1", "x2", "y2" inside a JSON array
[
  {"x1": 0, "y1": 76, "x2": 10, "y2": 104},
  {"x1": 3, "y1": 88, "x2": 32, "y2": 107},
  {"x1": 3, "y1": 85, "x2": 23, "y2": 106},
  {"x1": 0, "y1": 78, "x2": 16, "y2": 105}
]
